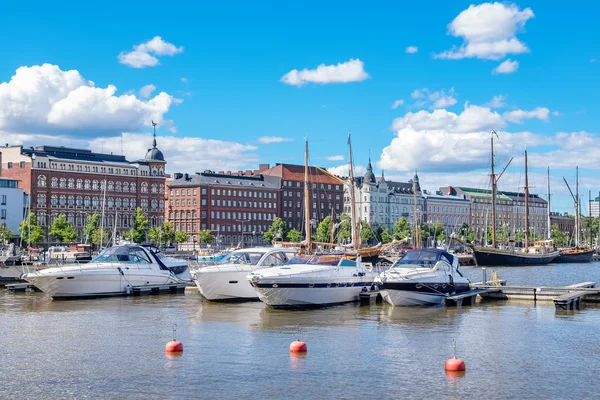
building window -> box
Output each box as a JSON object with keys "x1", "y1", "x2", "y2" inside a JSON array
[
  {"x1": 141, "y1": 182, "x2": 148, "y2": 193},
  {"x1": 84, "y1": 196, "x2": 91, "y2": 207},
  {"x1": 37, "y1": 194, "x2": 46, "y2": 207},
  {"x1": 51, "y1": 195, "x2": 58, "y2": 206},
  {"x1": 151, "y1": 199, "x2": 158, "y2": 209},
  {"x1": 151, "y1": 184, "x2": 158, "y2": 193},
  {"x1": 37, "y1": 175, "x2": 47, "y2": 187},
  {"x1": 50, "y1": 177, "x2": 58, "y2": 188},
  {"x1": 84, "y1": 180, "x2": 91, "y2": 190},
  {"x1": 130, "y1": 183, "x2": 136, "y2": 192}
]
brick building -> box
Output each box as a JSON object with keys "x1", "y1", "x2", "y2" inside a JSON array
[
  {"x1": 258, "y1": 163, "x2": 344, "y2": 231},
  {"x1": 0, "y1": 136, "x2": 167, "y2": 246},
  {"x1": 167, "y1": 171, "x2": 281, "y2": 246}
]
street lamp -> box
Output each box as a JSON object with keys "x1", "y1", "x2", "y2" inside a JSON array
[{"x1": 193, "y1": 235, "x2": 197, "y2": 255}]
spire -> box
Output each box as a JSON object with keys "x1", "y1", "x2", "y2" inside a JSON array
[
  {"x1": 412, "y1": 170, "x2": 421, "y2": 193},
  {"x1": 151, "y1": 120, "x2": 158, "y2": 148},
  {"x1": 381, "y1": 169, "x2": 385, "y2": 181}
]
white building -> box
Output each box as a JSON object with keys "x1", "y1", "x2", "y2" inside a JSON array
[
  {"x1": 590, "y1": 196, "x2": 600, "y2": 218},
  {"x1": 0, "y1": 177, "x2": 26, "y2": 243},
  {"x1": 422, "y1": 190, "x2": 470, "y2": 237},
  {"x1": 343, "y1": 160, "x2": 423, "y2": 231}
]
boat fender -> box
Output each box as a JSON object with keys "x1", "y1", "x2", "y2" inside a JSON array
[
  {"x1": 449, "y1": 274, "x2": 454, "y2": 287},
  {"x1": 117, "y1": 267, "x2": 125, "y2": 276}
]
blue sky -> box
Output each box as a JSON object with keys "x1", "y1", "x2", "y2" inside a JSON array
[{"x1": 0, "y1": 0, "x2": 599, "y2": 212}]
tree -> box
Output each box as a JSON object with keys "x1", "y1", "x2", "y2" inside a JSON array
[
  {"x1": 313, "y1": 216, "x2": 332, "y2": 242},
  {"x1": 458, "y1": 223, "x2": 475, "y2": 243},
  {"x1": 49, "y1": 215, "x2": 77, "y2": 244},
  {"x1": 83, "y1": 214, "x2": 100, "y2": 243},
  {"x1": 263, "y1": 217, "x2": 287, "y2": 243},
  {"x1": 419, "y1": 222, "x2": 430, "y2": 247},
  {"x1": 0, "y1": 224, "x2": 13, "y2": 244},
  {"x1": 148, "y1": 222, "x2": 176, "y2": 247},
  {"x1": 551, "y1": 223, "x2": 568, "y2": 247},
  {"x1": 18, "y1": 213, "x2": 45, "y2": 247},
  {"x1": 360, "y1": 220, "x2": 375, "y2": 244},
  {"x1": 393, "y1": 217, "x2": 412, "y2": 240},
  {"x1": 175, "y1": 231, "x2": 188, "y2": 243},
  {"x1": 91, "y1": 228, "x2": 110, "y2": 246},
  {"x1": 122, "y1": 207, "x2": 149, "y2": 243},
  {"x1": 198, "y1": 229, "x2": 215, "y2": 244},
  {"x1": 336, "y1": 213, "x2": 352, "y2": 243},
  {"x1": 286, "y1": 228, "x2": 303, "y2": 242},
  {"x1": 380, "y1": 226, "x2": 393, "y2": 243},
  {"x1": 427, "y1": 221, "x2": 446, "y2": 246}
]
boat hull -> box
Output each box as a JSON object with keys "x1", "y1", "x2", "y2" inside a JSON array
[
  {"x1": 552, "y1": 249, "x2": 594, "y2": 263},
  {"x1": 194, "y1": 269, "x2": 258, "y2": 301},
  {"x1": 23, "y1": 270, "x2": 178, "y2": 299},
  {"x1": 250, "y1": 281, "x2": 375, "y2": 308},
  {"x1": 473, "y1": 249, "x2": 558, "y2": 266},
  {"x1": 381, "y1": 282, "x2": 470, "y2": 306}
]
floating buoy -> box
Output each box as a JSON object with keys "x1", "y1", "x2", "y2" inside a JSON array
[
  {"x1": 166, "y1": 324, "x2": 183, "y2": 353},
  {"x1": 445, "y1": 357, "x2": 465, "y2": 371},
  {"x1": 445, "y1": 339, "x2": 465, "y2": 371},
  {"x1": 289, "y1": 340, "x2": 307, "y2": 353}
]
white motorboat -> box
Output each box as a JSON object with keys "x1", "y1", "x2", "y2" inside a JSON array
[
  {"x1": 0, "y1": 252, "x2": 25, "y2": 284},
  {"x1": 22, "y1": 244, "x2": 189, "y2": 298},
  {"x1": 247, "y1": 253, "x2": 377, "y2": 308},
  {"x1": 192, "y1": 247, "x2": 298, "y2": 301},
  {"x1": 379, "y1": 249, "x2": 470, "y2": 306}
]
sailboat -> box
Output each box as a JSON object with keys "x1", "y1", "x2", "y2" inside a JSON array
[
  {"x1": 462, "y1": 131, "x2": 558, "y2": 266},
  {"x1": 247, "y1": 138, "x2": 378, "y2": 308},
  {"x1": 552, "y1": 167, "x2": 594, "y2": 263}
]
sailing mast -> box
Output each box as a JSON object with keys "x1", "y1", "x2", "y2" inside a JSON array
[
  {"x1": 347, "y1": 132, "x2": 358, "y2": 250},
  {"x1": 100, "y1": 178, "x2": 107, "y2": 248},
  {"x1": 575, "y1": 166, "x2": 579, "y2": 247},
  {"x1": 413, "y1": 175, "x2": 420, "y2": 249},
  {"x1": 304, "y1": 138, "x2": 311, "y2": 251},
  {"x1": 489, "y1": 130, "x2": 513, "y2": 248},
  {"x1": 524, "y1": 149, "x2": 530, "y2": 249},
  {"x1": 547, "y1": 167, "x2": 552, "y2": 240}
]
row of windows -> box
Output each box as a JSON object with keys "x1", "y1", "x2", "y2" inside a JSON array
[
  {"x1": 212, "y1": 188, "x2": 277, "y2": 199},
  {"x1": 40, "y1": 162, "x2": 163, "y2": 177},
  {"x1": 210, "y1": 223, "x2": 269, "y2": 233},
  {"x1": 428, "y1": 206, "x2": 470, "y2": 214},
  {"x1": 36, "y1": 212, "x2": 164, "y2": 228},
  {"x1": 210, "y1": 211, "x2": 275, "y2": 221},
  {"x1": 283, "y1": 181, "x2": 341, "y2": 191},
  {"x1": 37, "y1": 194, "x2": 164, "y2": 210},
  {"x1": 36, "y1": 176, "x2": 163, "y2": 194},
  {"x1": 5, "y1": 161, "x2": 26, "y2": 169},
  {"x1": 171, "y1": 199, "x2": 199, "y2": 207},
  {"x1": 211, "y1": 199, "x2": 274, "y2": 209},
  {"x1": 170, "y1": 211, "x2": 200, "y2": 219},
  {"x1": 171, "y1": 188, "x2": 200, "y2": 196}
]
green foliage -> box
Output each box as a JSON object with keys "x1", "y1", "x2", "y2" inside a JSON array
[
  {"x1": 360, "y1": 220, "x2": 375, "y2": 244},
  {"x1": 198, "y1": 229, "x2": 215, "y2": 244},
  {"x1": 551, "y1": 223, "x2": 569, "y2": 247},
  {"x1": 91, "y1": 228, "x2": 110, "y2": 246},
  {"x1": 393, "y1": 217, "x2": 412, "y2": 240},
  {"x1": 286, "y1": 228, "x2": 303, "y2": 243},
  {"x1": 18, "y1": 213, "x2": 45, "y2": 246},
  {"x1": 336, "y1": 213, "x2": 352, "y2": 243},
  {"x1": 148, "y1": 222, "x2": 176, "y2": 247},
  {"x1": 0, "y1": 224, "x2": 13, "y2": 244},
  {"x1": 427, "y1": 221, "x2": 446, "y2": 245},
  {"x1": 380, "y1": 226, "x2": 393, "y2": 243},
  {"x1": 49, "y1": 215, "x2": 77, "y2": 243},
  {"x1": 458, "y1": 223, "x2": 475, "y2": 243},
  {"x1": 175, "y1": 231, "x2": 188, "y2": 243},
  {"x1": 263, "y1": 217, "x2": 287, "y2": 243},
  {"x1": 313, "y1": 216, "x2": 332, "y2": 242},
  {"x1": 122, "y1": 207, "x2": 149, "y2": 243},
  {"x1": 83, "y1": 214, "x2": 100, "y2": 243}
]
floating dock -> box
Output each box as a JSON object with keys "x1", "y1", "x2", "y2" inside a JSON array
[{"x1": 5, "y1": 283, "x2": 41, "y2": 293}]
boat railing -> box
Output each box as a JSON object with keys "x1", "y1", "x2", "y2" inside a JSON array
[{"x1": 23, "y1": 260, "x2": 160, "y2": 275}]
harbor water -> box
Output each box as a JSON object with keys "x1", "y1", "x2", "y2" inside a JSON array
[{"x1": 1, "y1": 263, "x2": 600, "y2": 399}]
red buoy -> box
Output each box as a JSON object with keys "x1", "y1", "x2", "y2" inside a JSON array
[
  {"x1": 445, "y1": 357, "x2": 466, "y2": 371},
  {"x1": 289, "y1": 341, "x2": 307, "y2": 353},
  {"x1": 165, "y1": 341, "x2": 184, "y2": 353}
]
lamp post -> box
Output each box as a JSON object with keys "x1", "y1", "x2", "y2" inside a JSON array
[
  {"x1": 235, "y1": 219, "x2": 250, "y2": 248},
  {"x1": 193, "y1": 235, "x2": 197, "y2": 255}
]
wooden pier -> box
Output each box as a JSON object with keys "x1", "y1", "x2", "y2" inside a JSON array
[
  {"x1": 131, "y1": 283, "x2": 187, "y2": 296},
  {"x1": 445, "y1": 288, "x2": 502, "y2": 307}
]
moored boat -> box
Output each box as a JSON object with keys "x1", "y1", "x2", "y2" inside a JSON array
[
  {"x1": 379, "y1": 248, "x2": 470, "y2": 306},
  {"x1": 552, "y1": 248, "x2": 594, "y2": 263}
]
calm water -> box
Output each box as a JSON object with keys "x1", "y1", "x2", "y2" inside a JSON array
[{"x1": 1, "y1": 263, "x2": 600, "y2": 399}]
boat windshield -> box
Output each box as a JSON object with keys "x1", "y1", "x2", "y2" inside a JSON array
[
  {"x1": 91, "y1": 246, "x2": 153, "y2": 264},
  {"x1": 287, "y1": 254, "x2": 355, "y2": 266},
  {"x1": 395, "y1": 250, "x2": 452, "y2": 268},
  {"x1": 217, "y1": 251, "x2": 265, "y2": 265}
]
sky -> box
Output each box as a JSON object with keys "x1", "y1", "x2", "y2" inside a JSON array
[{"x1": 1, "y1": 0, "x2": 599, "y2": 213}]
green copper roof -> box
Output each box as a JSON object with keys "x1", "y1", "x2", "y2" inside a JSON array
[{"x1": 458, "y1": 187, "x2": 512, "y2": 201}]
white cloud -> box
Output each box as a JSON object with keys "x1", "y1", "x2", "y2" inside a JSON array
[
  {"x1": 503, "y1": 107, "x2": 550, "y2": 123},
  {"x1": 118, "y1": 36, "x2": 183, "y2": 68},
  {"x1": 89, "y1": 133, "x2": 258, "y2": 173},
  {"x1": 432, "y1": 94, "x2": 457, "y2": 108},
  {"x1": 411, "y1": 89, "x2": 425, "y2": 99},
  {"x1": 139, "y1": 84, "x2": 156, "y2": 98},
  {"x1": 327, "y1": 163, "x2": 366, "y2": 177},
  {"x1": 280, "y1": 58, "x2": 369, "y2": 86},
  {"x1": 551, "y1": 111, "x2": 560, "y2": 116},
  {"x1": 180, "y1": 77, "x2": 188, "y2": 84},
  {"x1": 0, "y1": 64, "x2": 180, "y2": 136},
  {"x1": 405, "y1": 46, "x2": 418, "y2": 54},
  {"x1": 493, "y1": 59, "x2": 519, "y2": 74},
  {"x1": 527, "y1": 131, "x2": 600, "y2": 170},
  {"x1": 391, "y1": 99, "x2": 405, "y2": 109},
  {"x1": 327, "y1": 155, "x2": 345, "y2": 161},
  {"x1": 258, "y1": 136, "x2": 293, "y2": 144},
  {"x1": 435, "y1": 2, "x2": 534, "y2": 60},
  {"x1": 485, "y1": 95, "x2": 507, "y2": 108}
]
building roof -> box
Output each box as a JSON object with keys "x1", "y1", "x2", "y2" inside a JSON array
[
  {"x1": 169, "y1": 171, "x2": 281, "y2": 189},
  {"x1": 260, "y1": 163, "x2": 342, "y2": 186},
  {"x1": 422, "y1": 191, "x2": 469, "y2": 202},
  {"x1": 144, "y1": 131, "x2": 165, "y2": 162},
  {"x1": 457, "y1": 187, "x2": 514, "y2": 202},
  {"x1": 21, "y1": 145, "x2": 130, "y2": 163},
  {"x1": 363, "y1": 159, "x2": 376, "y2": 184}
]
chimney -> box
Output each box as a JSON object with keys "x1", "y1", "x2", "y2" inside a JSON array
[
  {"x1": 245, "y1": 170, "x2": 253, "y2": 175},
  {"x1": 184, "y1": 173, "x2": 189, "y2": 181},
  {"x1": 218, "y1": 171, "x2": 224, "y2": 175},
  {"x1": 258, "y1": 163, "x2": 270, "y2": 172}
]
